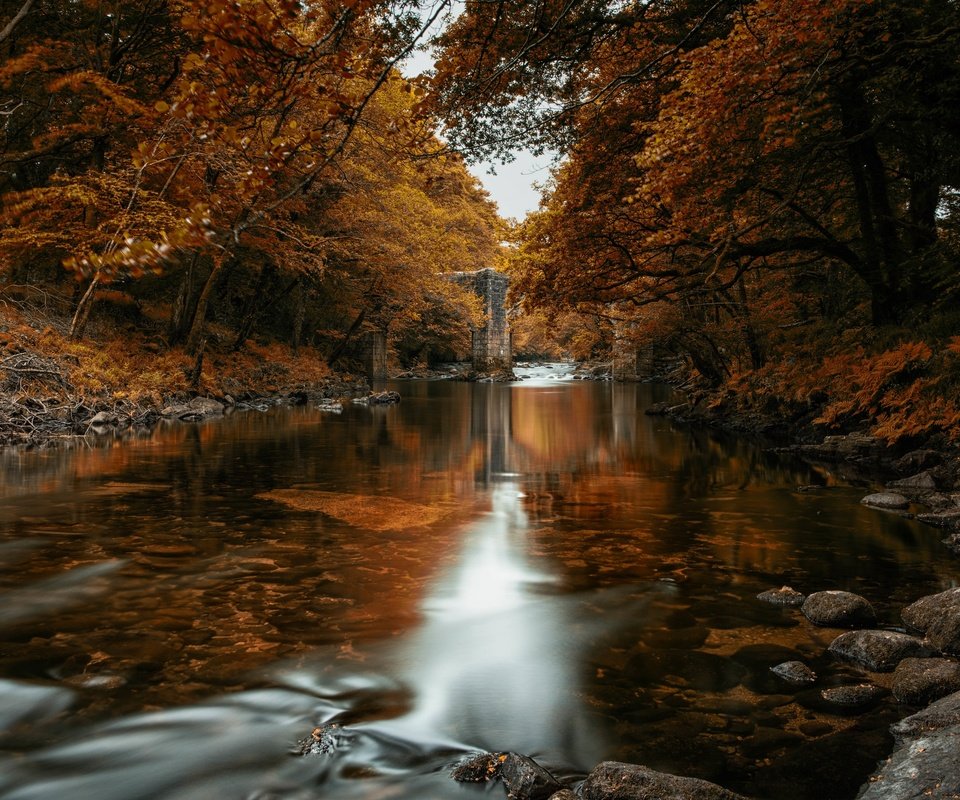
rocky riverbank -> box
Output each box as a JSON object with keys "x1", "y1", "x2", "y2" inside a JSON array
[{"x1": 646, "y1": 400, "x2": 960, "y2": 542}]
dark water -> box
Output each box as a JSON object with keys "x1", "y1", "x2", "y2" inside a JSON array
[{"x1": 0, "y1": 367, "x2": 957, "y2": 800}]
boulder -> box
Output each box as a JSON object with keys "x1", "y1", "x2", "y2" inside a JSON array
[
  {"x1": 797, "y1": 433, "x2": 884, "y2": 463},
  {"x1": 857, "y1": 726, "x2": 960, "y2": 799},
  {"x1": 893, "y1": 658, "x2": 960, "y2": 706},
  {"x1": 891, "y1": 690, "x2": 960, "y2": 741},
  {"x1": 915, "y1": 510, "x2": 960, "y2": 530},
  {"x1": 500, "y1": 753, "x2": 564, "y2": 800},
  {"x1": 161, "y1": 396, "x2": 225, "y2": 420},
  {"x1": 860, "y1": 492, "x2": 909, "y2": 510},
  {"x1": 828, "y1": 630, "x2": 931, "y2": 672},
  {"x1": 902, "y1": 588, "x2": 960, "y2": 654},
  {"x1": 756, "y1": 586, "x2": 806, "y2": 607},
  {"x1": 771, "y1": 661, "x2": 816, "y2": 685},
  {"x1": 893, "y1": 449, "x2": 942, "y2": 475},
  {"x1": 451, "y1": 752, "x2": 564, "y2": 800},
  {"x1": 887, "y1": 471, "x2": 938, "y2": 493},
  {"x1": 819, "y1": 684, "x2": 886, "y2": 709},
  {"x1": 802, "y1": 590, "x2": 877, "y2": 628},
  {"x1": 579, "y1": 761, "x2": 749, "y2": 800},
  {"x1": 451, "y1": 752, "x2": 504, "y2": 783},
  {"x1": 88, "y1": 411, "x2": 118, "y2": 428}
]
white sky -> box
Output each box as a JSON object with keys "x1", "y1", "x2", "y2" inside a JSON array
[{"x1": 401, "y1": 8, "x2": 552, "y2": 221}]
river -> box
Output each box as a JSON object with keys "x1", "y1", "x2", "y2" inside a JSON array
[{"x1": 0, "y1": 366, "x2": 957, "y2": 799}]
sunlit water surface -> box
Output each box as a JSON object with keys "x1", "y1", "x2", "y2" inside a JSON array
[{"x1": 1, "y1": 368, "x2": 958, "y2": 799}]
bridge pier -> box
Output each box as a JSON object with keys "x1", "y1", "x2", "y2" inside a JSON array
[
  {"x1": 448, "y1": 268, "x2": 512, "y2": 372},
  {"x1": 360, "y1": 328, "x2": 388, "y2": 383}
]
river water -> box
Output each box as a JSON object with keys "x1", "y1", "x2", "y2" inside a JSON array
[{"x1": 0, "y1": 365, "x2": 957, "y2": 799}]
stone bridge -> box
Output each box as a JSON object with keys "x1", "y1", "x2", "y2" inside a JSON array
[
  {"x1": 447, "y1": 268, "x2": 512, "y2": 373},
  {"x1": 360, "y1": 267, "x2": 512, "y2": 382}
]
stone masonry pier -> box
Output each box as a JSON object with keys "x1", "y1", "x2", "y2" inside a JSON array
[{"x1": 447, "y1": 268, "x2": 512, "y2": 372}]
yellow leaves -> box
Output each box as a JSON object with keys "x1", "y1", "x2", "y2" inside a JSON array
[{"x1": 155, "y1": 101, "x2": 170, "y2": 113}]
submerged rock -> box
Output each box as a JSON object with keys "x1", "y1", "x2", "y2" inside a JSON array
[
  {"x1": 820, "y1": 684, "x2": 886, "y2": 709},
  {"x1": 860, "y1": 492, "x2": 910, "y2": 510},
  {"x1": 828, "y1": 629, "x2": 930, "y2": 672},
  {"x1": 902, "y1": 588, "x2": 960, "y2": 654},
  {"x1": 802, "y1": 590, "x2": 877, "y2": 628},
  {"x1": 579, "y1": 761, "x2": 748, "y2": 800},
  {"x1": 771, "y1": 661, "x2": 816, "y2": 685},
  {"x1": 893, "y1": 658, "x2": 960, "y2": 706},
  {"x1": 757, "y1": 586, "x2": 806, "y2": 607}
]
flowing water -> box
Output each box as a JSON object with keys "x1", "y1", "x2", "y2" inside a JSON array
[{"x1": 0, "y1": 365, "x2": 957, "y2": 799}]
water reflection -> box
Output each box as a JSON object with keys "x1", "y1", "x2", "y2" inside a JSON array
[
  {"x1": 1, "y1": 377, "x2": 959, "y2": 799},
  {"x1": 379, "y1": 483, "x2": 605, "y2": 765}
]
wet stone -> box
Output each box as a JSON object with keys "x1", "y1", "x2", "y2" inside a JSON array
[
  {"x1": 802, "y1": 590, "x2": 877, "y2": 628},
  {"x1": 902, "y1": 588, "x2": 960, "y2": 654},
  {"x1": 798, "y1": 720, "x2": 833, "y2": 737},
  {"x1": 891, "y1": 690, "x2": 960, "y2": 741},
  {"x1": 820, "y1": 684, "x2": 886, "y2": 709},
  {"x1": 580, "y1": 761, "x2": 749, "y2": 800},
  {"x1": 500, "y1": 753, "x2": 564, "y2": 800},
  {"x1": 771, "y1": 661, "x2": 817, "y2": 685},
  {"x1": 757, "y1": 586, "x2": 806, "y2": 607},
  {"x1": 828, "y1": 629, "x2": 931, "y2": 672},
  {"x1": 297, "y1": 723, "x2": 341, "y2": 756},
  {"x1": 451, "y1": 752, "x2": 504, "y2": 782},
  {"x1": 892, "y1": 658, "x2": 960, "y2": 706},
  {"x1": 858, "y1": 726, "x2": 960, "y2": 800},
  {"x1": 860, "y1": 492, "x2": 909, "y2": 510}
]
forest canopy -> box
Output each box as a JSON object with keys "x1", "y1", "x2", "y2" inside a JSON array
[{"x1": 430, "y1": 0, "x2": 960, "y2": 442}]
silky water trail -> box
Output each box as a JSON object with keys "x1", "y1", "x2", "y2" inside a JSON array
[{"x1": 0, "y1": 365, "x2": 958, "y2": 799}]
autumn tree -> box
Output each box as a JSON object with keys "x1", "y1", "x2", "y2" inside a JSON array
[{"x1": 432, "y1": 0, "x2": 960, "y2": 387}]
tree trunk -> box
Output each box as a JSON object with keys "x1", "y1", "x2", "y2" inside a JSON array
[
  {"x1": 185, "y1": 257, "x2": 224, "y2": 354},
  {"x1": 69, "y1": 273, "x2": 101, "y2": 340},
  {"x1": 327, "y1": 307, "x2": 366, "y2": 367},
  {"x1": 231, "y1": 262, "x2": 274, "y2": 351},
  {"x1": 168, "y1": 251, "x2": 199, "y2": 345},
  {"x1": 291, "y1": 282, "x2": 306, "y2": 355}
]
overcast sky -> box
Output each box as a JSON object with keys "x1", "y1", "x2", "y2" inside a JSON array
[{"x1": 401, "y1": 7, "x2": 552, "y2": 221}]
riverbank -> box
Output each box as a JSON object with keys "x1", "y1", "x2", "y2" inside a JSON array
[
  {"x1": 645, "y1": 385, "x2": 960, "y2": 542},
  {"x1": 0, "y1": 306, "x2": 367, "y2": 449}
]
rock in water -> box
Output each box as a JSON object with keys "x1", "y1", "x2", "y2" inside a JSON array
[
  {"x1": 771, "y1": 661, "x2": 816, "y2": 685},
  {"x1": 580, "y1": 761, "x2": 749, "y2": 800},
  {"x1": 802, "y1": 590, "x2": 877, "y2": 628},
  {"x1": 820, "y1": 684, "x2": 886, "y2": 709},
  {"x1": 756, "y1": 586, "x2": 806, "y2": 606},
  {"x1": 902, "y1": 588, "x2": 960, "y2": 654},
  {"x1": 500, "y1": 753, "x2": 564, "y2": 800},
  {"x1": 860, "y1": 690, "x2": 960, "y2": 799},
  {"x1": 296, "y1": 723, "x2": 340, "y2": 756},
  {"x1": 860, "y1": 492, "x2": 909, "y2": 510},
  {"x1": 893, "y1": 659, "x2": 960, "y2": 706},
  {"x1": 828, "y1": 629, "x2": 930, "y2": 672},
  {"x1": 451, "y1": 752, "x2": 504, "y2": 783}
]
